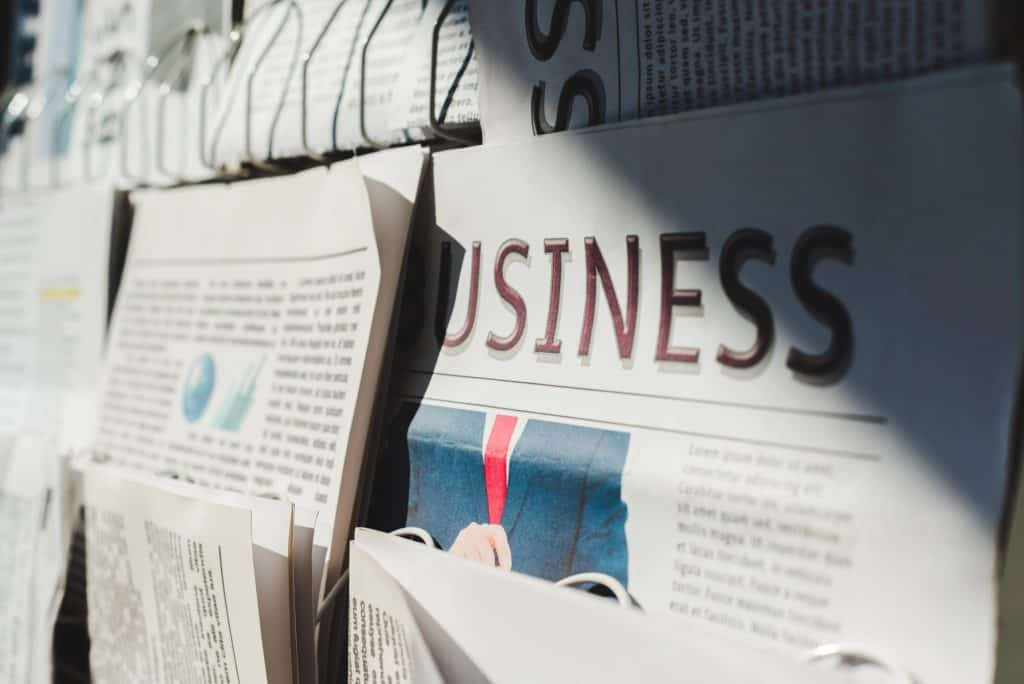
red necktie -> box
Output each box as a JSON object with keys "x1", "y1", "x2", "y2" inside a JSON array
[{"x1": 483, "y1": 415, "x2": 517, "y2": 525}]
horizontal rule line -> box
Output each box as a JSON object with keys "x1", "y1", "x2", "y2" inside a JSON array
[
  {"x1": 401, "y1": 369, "x2": 888, "y2": 425},
  {"x1": 132, "y1": 246, "x2": 369, "y2": 267},
  {"x1": 395, "y1": 393, "x2": 882, "y2": 463}
]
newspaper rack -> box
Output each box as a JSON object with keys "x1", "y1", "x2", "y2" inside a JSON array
[{"x1": 0, "y1": 0, "x2": 483, "y2": 191}]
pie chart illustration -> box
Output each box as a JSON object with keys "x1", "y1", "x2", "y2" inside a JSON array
[{"x1": 183, "y1": 354, "x2": 216, "y2": 423}]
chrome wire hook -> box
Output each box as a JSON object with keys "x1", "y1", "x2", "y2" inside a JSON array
[
  {"x1": 120, "y1": 22, "x2": 208, "y2": 185},
  {"x1": 244, "y1": 0, "x2": 304, "y2": 168},
  {"x1": 299, "y1": 0, "x2": 353, "y2": 159}
]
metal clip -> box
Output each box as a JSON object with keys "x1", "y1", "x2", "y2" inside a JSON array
[
  {"x1": 428, "y1": 0, "x2": 480, "y2": 145},
  {"x1": 330, "y1": 0, "x2": 375, "y2": 152},
  {"x1": 83, "y1": 51, "x2": 142, "y2": 184},
  {"x1": 50, "y1": 58, "x2": 116, "y2": 185},
  {"x1": 803, "y1": 644, "x2": 918, "y2": 683},
  {"x1": 244, "y1": 0, "x2": 304, "y2": 168},
  {"x1": 154, "y1": 33, "x2": 216, "y2": 183},
  {"x1": 120, "y1": 23, "x2": 206, "y2": 185},
  {"x1": 555, "y1": 572, "x2": 639, "y2": 609},
  {"x1": 198, "y1": 30, "x2": 243, "y2": 172},
  {"x1": 299, "y1": 0, "x2": 353, "y2": 158},
  {"x1": 49, "y1": 69, "x2": 98, "y2": 188},
  {"x1": 359, "y1": 0, "x2": 398, "y2": 149},
  {"x1": 204, "y1": 0, "x2": 296, "y2": 171}
]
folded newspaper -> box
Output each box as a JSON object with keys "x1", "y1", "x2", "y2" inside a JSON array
[
  {"x1": 373, "y1": 64, "x2": 1024, "y2": 683},
  {"x1": 83, "y1": 464, "x2": 291, "y2": 684},
  {"x1": 468, "y1": 0, "x2": 1004, "y2": 143}
]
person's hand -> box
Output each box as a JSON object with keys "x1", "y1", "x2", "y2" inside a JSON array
[{"x1": 449, "y1": 523, "x2": 512, "y2": 571}]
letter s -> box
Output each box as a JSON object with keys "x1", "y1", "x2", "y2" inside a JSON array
[
  {"x1": 717, "y1": 229, "x2": 775, "y2": 369},
  {"x1": 532, "y1": 69, "x2": 606, "y2": 134},
  {"x1": 525, "y1": 0, "x2": 603, "y2": 61},
  {"x1": 787, "y1": 226, "x2": 854, "y2": 380}
]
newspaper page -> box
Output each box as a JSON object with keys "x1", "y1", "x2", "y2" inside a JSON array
[
  {"x1": 348, "y1": 534, "x2": 444, "y2": 684},
  {"x1": 0, "y1": 194, "x2": 43, "y2": 431},
  {"x1": 0, "y1": 184, "x2": 112, "y2": 679},
  {"x1": 467, "y1": 0, "x2": 995, "y2": 143},
  {"x1": 350, "y1": 528, "x2": 850, "y2": 683},
  {"x1": 83, "y1": 466, "x2": 271, "y2": 684},
  {"x1": 372, "y1": 65, "x2": 1023, "y2": 684},
  {"x1": 0, "y1": 186, "x2": 111, "y2": 449},
  {"x1": 116, "y1": 468, "x2": 301, "y2": 684},
  {"x1": 30, "y1": 186, "x2": 113, "y2": 455},
  {"x1": 92, "y1": 152, "x2": 423, "y2": 575},
  {"x1": 0, "y1": 435, "x2": 58, "y2": 683}
]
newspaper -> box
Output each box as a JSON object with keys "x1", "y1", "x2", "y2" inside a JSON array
[
  {"x1": 0, "y1": 184, "x2": 113, "y2": 681},
  {"x1": 0, "y1": 194, "x2": 44, "y2": 432},
  {"x1": 94, "y1": 147, "x2": 424, "y2": 598},
  {"x1": 0, "y1": 435, "x2": 64, "y2": 683},
  {"x1": 373, "y1": 64, "x2": 1023, "y2": 684},
  {"x1": 349, "y1": 528, "x2": 849, "y2": 683},
  {"x1": 0, "y1": 186, "x2": 112, "y2": 451},
  {"x1": 83, "y1": 466, "x2": 277, "y2": 684},
  {"x1": 95, "y1": 162, "x2": 375, "y2": 544},
  {"x1": 468, "y1": 0, "x2": 995, "y2": 142},
  {"x1": 30, "y1": 187, "x2": 114, "y2": 455}
]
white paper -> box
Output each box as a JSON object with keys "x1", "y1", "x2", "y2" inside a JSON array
[
  {"x1": 84, "y1": 466, "x2": 270, "y2": 684},
  {"x1": 469, "y1": 0, "x2": 995, "y2": 143},
  {"x1": 0, "y1": 183, "x2": 112, "y2": 682},
  {"x1": 0, "y1": 434, "x2": 60, "y2": 684},
  {"x1": 350, "y1": 528, "x2": 848, "y2": 683},
  {"x1": 348, "y1": 536, "x2": 444, "y2": 684},
  {"x1": 379, "y1": 64, "x2": 1023, "y2": 684},
  {"x1": 29, "y1": 186, "x2": 113, "y2": 455},
  {"x1": 94, "y1": 156, "x2": 405, "y2": 568},
  {"x1": 0, "y1": 186, "x2": 112, "y2": 451},
  {"x1": 0, "y1": 194, "x2": 44, "y2": 431}
]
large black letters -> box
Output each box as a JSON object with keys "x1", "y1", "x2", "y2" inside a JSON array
[
  {"x1": 787, "y1": 226, "x2": 854, "y2": 380},
  {"x1": 526, "y1": 0, "x2": 606, "y2": 135},
  {"x1": 718, "y1": 229, "x2": 776, "y2": 369},
  {"x1": 525, "y1": 0, "x2": 602, "y2": 60}
]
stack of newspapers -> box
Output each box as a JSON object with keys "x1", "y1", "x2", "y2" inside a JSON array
[{"x1": 1, "y1": 1, "x2": 1024, "y2": 683}]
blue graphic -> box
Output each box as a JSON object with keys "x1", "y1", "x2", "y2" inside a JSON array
[
  {"x1": 182, "y1": 354, "x2": 216, "y2": 423},
  {"x1": 212, "y1": 357, "x2": 265, "y2": 432}
]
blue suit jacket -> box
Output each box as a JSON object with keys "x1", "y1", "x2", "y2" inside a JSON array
[{"x1": 396, "y1": 403, "x2": 629, "y2": 586}]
